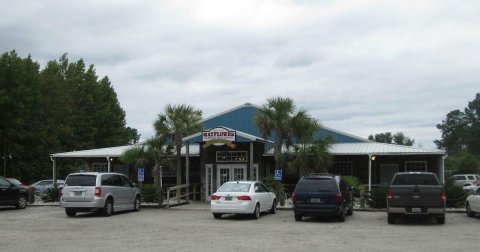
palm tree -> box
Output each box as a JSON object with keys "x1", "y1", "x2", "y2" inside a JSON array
[
  {"x1": 255, "y1": 97, "x2": 307, "y2": 170},
  {"x1": 288, "y1": 116, "x2": 332, "y2": 175},
  {"x1": 153, "y1": 104, "x2": 202, "y2": 185},
  {"x1": 120, "y1": 136, "x2": 171, "y2": 206}
]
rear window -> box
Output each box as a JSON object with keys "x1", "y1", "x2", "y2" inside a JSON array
[
  {"x1": 295, "y1": 178, "x2": 337, "y2": 193},
  {"x1": 65, "y1": 175, "x2": 96, "y2": 186},
  {"x1": 391, "y1": 174, "x2": 439, "y2": 186},
  {"x1": 218, "y1": 183, "x2": 251, "y2": 192}
]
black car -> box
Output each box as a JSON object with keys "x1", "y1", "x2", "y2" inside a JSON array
[
  {"x1": 292, "y1": 174, "x2": 353, "y2": 222},
  {"x1": 0, "y1": 176, "x2": 28, "y2": 209}
]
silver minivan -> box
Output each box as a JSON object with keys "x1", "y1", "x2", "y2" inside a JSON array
[{"x1": 60, "y1": 172, "x2": 141, "y2": 217}]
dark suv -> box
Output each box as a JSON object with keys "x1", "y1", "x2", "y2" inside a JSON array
[{"x1": 292, "y1": 174, "x2": 353, "y2": 222}]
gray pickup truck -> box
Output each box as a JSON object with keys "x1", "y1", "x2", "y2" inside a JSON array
[{"x1": 387, "y1": 172, "x2": 446, "y2": 224}]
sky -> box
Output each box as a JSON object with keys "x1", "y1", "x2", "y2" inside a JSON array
[{"x1": 1, "y1": 0, "x2": 479, "y2": 149}]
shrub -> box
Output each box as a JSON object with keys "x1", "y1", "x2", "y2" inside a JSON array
[
  {"x1": 366, "y1": 187, "x2": 389, "y2": 208},
  {"x1": 142, "y1": 184, "x2": 159, "y2": 203},
  {"x1": 41, "y1": 187, "x2": 61, "y2": 202},
  {"x1": 343, "y1": 176, "x2": 362, "y2": 196},
  {"x1": 444, "y1": 179, "x2": 468, "y2": 207}
]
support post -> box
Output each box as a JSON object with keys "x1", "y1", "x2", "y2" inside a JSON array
[
  {"x1": 250, "y1": 142, "x2": 254, "y2": 180},
  {"x1": 51, "y1": 156, "x2": 57, "y2": 188},
  {"x1": 107, "y1": 156, "x2": 111, "y2": 172},
  {"x1": 439, "y1": 156, "x2": 445, "y2": 183},
  {"x1": 186, "y1": 142, "x2": 190, "y2": 202},
  {"x1": 368, "y1": 154, "x2": 372, "y2": 192}
]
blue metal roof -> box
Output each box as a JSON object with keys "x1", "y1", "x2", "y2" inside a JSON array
[{"x1": 184, "y1": 103, "x2": 370, "y2": 144}]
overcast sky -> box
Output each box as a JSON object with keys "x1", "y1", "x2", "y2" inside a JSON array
[{"x1": 2, "y1": 0, "x2": 479, "y2": 149}]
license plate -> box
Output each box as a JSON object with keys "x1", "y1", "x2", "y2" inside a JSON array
[
  {"x1": 224, "y1": 196, "x2": 232, "y2": 201},
  {"x1": 311, "y1": 198, "x2": 323, "y2": 204},
  {"x1": 411, "y1": 207, "x2": 422, "y2": 213},
  {"x1": 74, "y1": 191, "x2": 83, "y2": 196}
]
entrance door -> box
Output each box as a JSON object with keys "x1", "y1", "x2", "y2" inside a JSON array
[{"x1": 216, "y1": 164, "x2": 247, "y2": 189}]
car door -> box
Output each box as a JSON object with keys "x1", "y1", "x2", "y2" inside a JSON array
[
  {"x1": 111, "y1": 175, "x2": 124, "y2": 208},
  {"x1": 0, "y1": 177, "x2": 13, "y2": 203},
  {"x1": 254, "y1": 183, "x2": 268, "y2": 211},
  {"x1": 473, "y1": 189, "x2": 480, "y2": 212},
  {"x1": 120, "y1": 175, "x2": 135, "y2": 210}
]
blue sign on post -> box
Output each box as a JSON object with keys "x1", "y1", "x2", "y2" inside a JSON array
[
  {"x1": 274, "y1": 169, "x2": 282, "y2": 181},
  {"x1": 138, "y1": 168, "x2": 145, "y2": 182}
]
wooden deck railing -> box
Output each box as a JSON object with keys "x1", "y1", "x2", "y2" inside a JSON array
[{"x1": 166, "y1": 183, "x2": 201, "y2": 207}]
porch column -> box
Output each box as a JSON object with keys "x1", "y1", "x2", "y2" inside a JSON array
[
  {"x1": 439, "y1": 156, "x2": 445, "y2": 183},
  {"x1": 51, "y1": 156, "x2": 57, "y2": 188},
  {"x1": 250, "y1": 142, "x2": 254, "y2": 180},
  {"x1": 186, "y1": 142, "x2": 190, "y2": 185},
  {"x1": 107, "y1": 156, "x2": 111, "y2": 172},
  {"x1": 368, "y1": 154, "x2": 372, "y2": 191}
]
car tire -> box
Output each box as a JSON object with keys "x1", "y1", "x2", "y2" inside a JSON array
[
  {"x1": 65, "y1": 208, "x2": 76, "y2": 217},
  {"x1": 133, "y1": 196, "x2": 141, "y2": 212},
  {"x1": 466, "y1": 202, "x2": 475, "y2": 217},
  {"x1": 270, "y1": 200, "x2": 277, "y2": 214},
  {"x1": 387, "y1": 213, "x2": 396, "y2": 224},
  {"x1": 338, "y1": 209, "x2": 346, "y2": 222},
  {"x1": 252, "y1": 203, "x2": 260, "y2": 219},
  {"x1": 436, "y1": 214, "x2": 445, "y2": 225},
  {"x1": 102, "y1": 198, "x2": 114, "y2": 217},
  {"x1": 213, "y1": 213, "x2": 222, "y2": 219},
  {"x1": 16, "y1": 195, "x2": 27, "y2": 209},
  {"x1": 294, "y1": 213, "x2": 302, "y2": 221},
  {"x1": 346, "y1": 207, "x2": 353, "y2": 216}
]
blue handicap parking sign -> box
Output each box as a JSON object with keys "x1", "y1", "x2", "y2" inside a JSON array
[
  {"x1": 138, "y1": 168, "x2": 145, "y2": 182},
  {"x1": 274, "y1": 170, "x2": 282, "y2": 181}
]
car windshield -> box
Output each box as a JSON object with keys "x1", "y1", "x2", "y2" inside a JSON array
[
  {"x1": 65, "y1": 175, "x2": 96, "y2": 186},
  {"x1": 391, "y1": 174, "x2": 439, "y2": 185},
  {"x1": 295, "y1": 178, "x2": 337, "y2": 192},
  {"x1": 7, "y1": 178, "x2": 23, "y2": 186},
  {"x1": 218, "y1": 183, "x2": 251, "y2": 192}
]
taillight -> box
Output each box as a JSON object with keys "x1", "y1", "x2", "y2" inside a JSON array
[
  {"x1": 292, "y1": 193, "x2": 296, "y2": 203},
  {"x1": 335, "y1": 193, "x2": 343, "y2": 204},
  {"x1": 440, "y1": 191, "x2": 446, "y2": 204},
  {"x1": 237, "y1": 195, "x2": 252, "y2": 200},
  {"x1": 95, "y1": 187, "x2": 102, "y2": 197},
  {"x1": 387, "y1": 191, "x2": 393, "y2": 202},
  {"x1": 211, "y1": 194, "x2": 221, "y2": 200}
]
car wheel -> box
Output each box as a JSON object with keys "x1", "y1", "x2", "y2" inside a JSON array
[
  {"x1": 294, "y1": 213, "x2": 302, "y2": 221},
  {"x1": 102, "y1": 198, "x2": 114, "y2": 217},
  {"x1": 387, "y1": 213, "x2": 396, "y2": 224},
  {"x1": 213, "y1": 213, "x2": 222, "y2": 219},
  {"x1": 466, "y1": 202, "x2": 475, "y2": 217},
  {"x1": 338, "y1": 209, "x2": 346, "y2": 222},
  {"x1": 252, "y1": 203, "x2": 260, "y2": 219},
  {"x1": 346, "y1": 207, "x2": 353, "y2": 216},
  {"x1": 436, "y1": 214, "x2": 445, "y2": 225},
  {"x1": 270, "y1": 200, "x2": 277, "y2": 214},
  {"x1": 65, "y1": 208, "x2": 76, "y2": 217},
  {"x1": 16, "y1": 195, "x2": 27, "y2": 209},
  {"x1": 133, "y1": 196, "x2": 141, "y2": 212}
]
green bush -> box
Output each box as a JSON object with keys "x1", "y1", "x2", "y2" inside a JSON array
[
  {"x1": 142, "y1": 184, "x2": 159, "y2": 203},
  {"x1": 366, "y1": 187, "x2": 389, "y2": 208},
  {"x1": 41, "y1": 187, "x2": 61, "y2": 202},
  {"x1": 445, "y1": 179, "x2": 468, "y2": 207},
  {"x1": 343, "y1": 176, "x2": 362, "y2": 196}
]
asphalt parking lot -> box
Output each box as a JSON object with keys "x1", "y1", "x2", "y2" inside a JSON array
[{"x1": 0, "y1": 204, "x2": 479, "y2": 252}]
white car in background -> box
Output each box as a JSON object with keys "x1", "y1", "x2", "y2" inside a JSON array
[
  {"x1": 210, "y1": 181, "x2": 276, "y2": 219},
  {"x1": 463, "y1": 181, "x2": 480, "y2": 194},
  {"x1": 31, "y1": 179, "x2": 65, "y2": 194},
  {"x1": 466, "y1": 187, "x2": 480, "y2": 217}
]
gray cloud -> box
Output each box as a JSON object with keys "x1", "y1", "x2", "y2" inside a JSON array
[{"x1": 1, "y1": 0, "x2": 479, "y2": 149}]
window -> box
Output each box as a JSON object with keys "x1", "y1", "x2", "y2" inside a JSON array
[
  {"x1": 405, "y1": 161, "x2": 427, "y2": 172},
  {"x1": 65, "y1": 175, "x2": 96, "y2": 186},
  {"x1": 329, "y1": 162, "x2": 353, "y2": 176},
  {"x1": 92, "y1": 163, "x2": 108, "y2": 172},
  {"x1": 216, "y1": 151, "x2": 248, "y2": 162}
]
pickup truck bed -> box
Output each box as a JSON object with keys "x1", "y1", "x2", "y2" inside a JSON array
[{"x1": 387, "y1": 172, "x2": 446, "y2": 224}]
